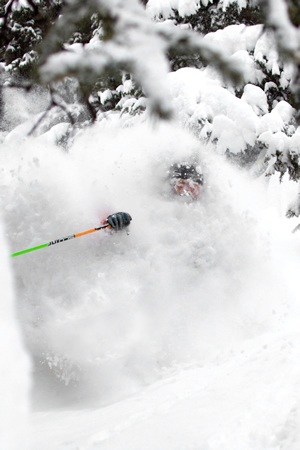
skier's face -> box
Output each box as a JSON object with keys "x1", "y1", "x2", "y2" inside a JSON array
[{"x1": 173, "y1": 178, "x2": 202, "y2": 200}]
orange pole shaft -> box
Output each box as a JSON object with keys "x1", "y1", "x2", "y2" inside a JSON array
[{"x1": 75, "y1": 228, "x2": 98, "y2": 238}]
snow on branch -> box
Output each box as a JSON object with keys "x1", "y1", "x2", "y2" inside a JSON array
[
  {"x1": 39, "y1": 0, "x2": 173, "y2": 119},
  {"x1": 259, "y1": 0, "x2": 300, "y2": 60},
  {"x1": 38, "y1": 0, "x2": 244, "y2": 119},
  {"x1": 156, "y1": 23, "x2": 243, "y2": 84},
  {"x1": 146, "y1": 0, "x2": 248, "y2": 19}
]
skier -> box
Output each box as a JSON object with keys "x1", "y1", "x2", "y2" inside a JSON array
[{"x1": 168, "y1": 163, "x2": 204, "y2": 200}]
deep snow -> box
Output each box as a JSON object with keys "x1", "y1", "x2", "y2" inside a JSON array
[
  {"x1": 2, "y1": 6, "x2": 300, "y2": 448},
  {"x1": 0, "y1": 213, "x2": 30, "y2": 449},
  {"x1": 2, "y1": 112, "x2": 300, "y2": 448}
]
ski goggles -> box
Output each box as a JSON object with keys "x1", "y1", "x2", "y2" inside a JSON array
[{"x1": 173, "y1": 178, "x2": 202, "y2": 200}]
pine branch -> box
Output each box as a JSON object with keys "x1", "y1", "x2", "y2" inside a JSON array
[
  {"x1": 259, "y1": 0, "x2": 300, "y2": 60},
  {"x1": 28, "y1": 84, "x2": 75, "y2": 136}
]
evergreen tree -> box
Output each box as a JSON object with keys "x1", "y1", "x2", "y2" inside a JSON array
[
  {"x1": 0, "y1": 0, "x2": 62, "y2": 78},
  {"x1": 147, "y1": 0, "x2": 300, "y2": 191},
  {"x1": 0, "y1": 0, "x2": 243, "y2": 122},
  {"x1": 2, "y1": 0, "x2": 300, "y2": 211}
]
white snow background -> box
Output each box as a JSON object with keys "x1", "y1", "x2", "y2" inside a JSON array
[{"x1": 2, "y1": 3, "x2": 300, "y2": 449}]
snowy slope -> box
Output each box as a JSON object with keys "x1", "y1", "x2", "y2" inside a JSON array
[
  {"x1": 31, "y1": 325, "x2": 300, "y2": 450},
  {"x1": 0, "y1": 211, "x2": 30, "y2": 449},
  {"x1": 5, "y1": 122, "x2": 277, "y2": 400},
  {"x1": 28, "y1": 161, "x2": 300, "y2": 450},
  {"x1": 27, "y1": 144, "x2": 300, "y2": 450},
  {"x1": 2, "y1": 7, "x2": 300, "y2": 448},
  {"x1": 2, "y1": 116, "x2": 300, "y2": 449}
]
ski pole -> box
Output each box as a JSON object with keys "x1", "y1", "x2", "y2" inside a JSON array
[{"x1": 10, "y1": 223, "x2": 110, "y2": 258}]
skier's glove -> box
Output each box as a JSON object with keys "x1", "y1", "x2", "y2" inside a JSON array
[{"x1": 106, "y1": 212, "x2": 132, "y2": 231}]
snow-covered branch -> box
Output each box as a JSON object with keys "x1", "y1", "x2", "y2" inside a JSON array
[
  {"x1": 259, "y1": 0, "x2": 300, "y2": 60},
  {"x1": 38, "y1": 0, "x2": 244, "y2": 119}
]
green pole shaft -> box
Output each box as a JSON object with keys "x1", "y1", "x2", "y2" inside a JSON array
[
  {"x1": 10, "y1": 242, "x2": 50, "y2": 257},
  {"x1": 10, "y1": 224, "x2": 109, "y2": 258}
]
